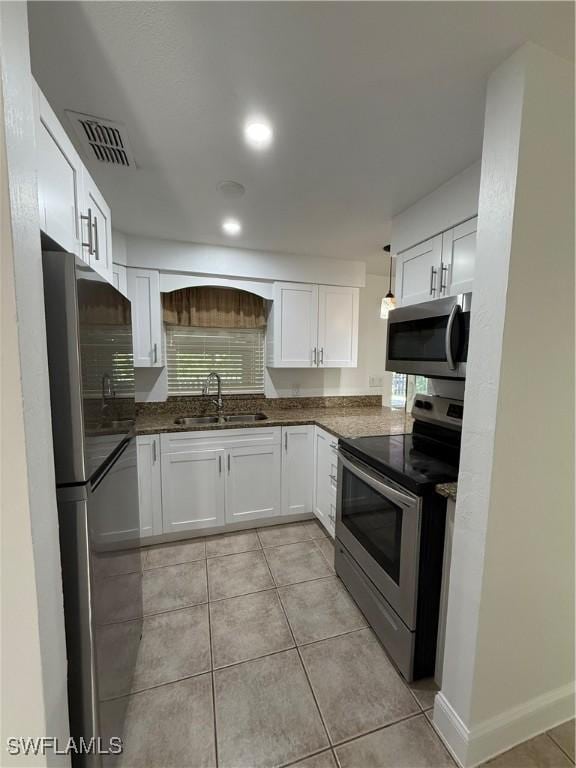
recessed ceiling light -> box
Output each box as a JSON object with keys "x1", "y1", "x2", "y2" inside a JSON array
[
  {"x1": 244, "y1": 118, "x2": 274, "y2": 151},
  {"x1": 222, "y1": 217, "x2": 242, "y2": 236}
]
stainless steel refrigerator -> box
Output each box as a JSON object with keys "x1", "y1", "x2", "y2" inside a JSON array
[{"x1": 42, "y1": 251, "x2": 142, "y2": 764}]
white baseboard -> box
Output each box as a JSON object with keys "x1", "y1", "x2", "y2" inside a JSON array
[{"x1": 433, "y1": 683, "x2": 575, "y2": 767}]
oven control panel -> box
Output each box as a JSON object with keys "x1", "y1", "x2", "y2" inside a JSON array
[{"x1": 412, "y1": 394, "x2": 463, "y2": 431}]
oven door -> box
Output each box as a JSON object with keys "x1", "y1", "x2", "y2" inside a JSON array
[
  {"x1": 386, "y1": 293, "x2": 471, "y2": 379},
  {"x1": 336, "y1": 450, "x2": 422, "y2": 629}
]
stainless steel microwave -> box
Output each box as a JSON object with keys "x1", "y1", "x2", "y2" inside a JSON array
[{"x1": 386, "y1": 293, "x2": 472, "y2": 379}]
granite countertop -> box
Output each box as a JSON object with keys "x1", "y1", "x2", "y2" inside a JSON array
[
  {"x1": 435, "y1": 482, "x2": 458, "y2": 501},
  {"x1": 136, "y1": 405, "x2": 412, "y2": 440}
]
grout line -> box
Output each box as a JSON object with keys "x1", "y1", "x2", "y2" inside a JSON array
[
  {"x1": 545, "y1": 732, "x2": 575, "y2": 764},
  {"x1": 205, "y1": 557, "x2": 220, "y2": 768},
  {"x1": 206, "y1": 545, "x2": 262, "y2": 560},
  {"x1": 142, "y1": 556, "x2": 207, "y2": 571},
  {"x1": 260, "y1": 536, "x2": 328, "y2": 551},
  {"x1": 329, "y1": 710, "x2": 426, "y2": 752},
  {"x1": 278, "y1": 746, "x2": 336, "y2": 768},
  {"x1": 420, "y1": 710, "x2": 460, "y2": 767},
  {"x1": 96, "y1": 598, "x2": 209, "y2": 627},
  {"x1": 100, "y1": 667, "x2": 212, "y2": 703},
  {"x1": 268, "y1": 553, "x2": 333, "y2": 751}
]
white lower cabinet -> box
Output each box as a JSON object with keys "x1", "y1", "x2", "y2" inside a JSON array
[
  {"x1": 159, "y1": 428, "x2": 281, "y2": 534},
  {"x1": 313, "y1": 427, "x2": 338, "y2": 538},
  {"x1": 141, "y1": 425, "x2": 335, "y2": 537},
  {"x1": 281, "y1": 425, "x2": 314, "y2": 516},
  {"x1": 227, "y1": 444, "x2": 281, "y2": 524},
  {"x1": 136, "y1": 435, "x2": 163, "y2": 538},
  {"x1": 162, "y1": 447, "x2": 226, "y2": 533}
]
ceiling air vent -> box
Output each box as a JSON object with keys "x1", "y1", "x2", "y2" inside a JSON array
[{"x1": 66, "y1": 110, "x2": 134, "y2": 167}]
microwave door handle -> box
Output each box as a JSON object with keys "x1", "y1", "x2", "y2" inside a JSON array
[
  {"x1": 445, "y1": 304, "x2": 461, "y2": 370},
  {"x1": 338, "y1": 451, "x2": 417, "y2": 508}
]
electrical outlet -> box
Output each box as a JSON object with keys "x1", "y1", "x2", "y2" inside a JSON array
[{"x1": 369, "y1": 375, "x2": 384, "y2": 388}]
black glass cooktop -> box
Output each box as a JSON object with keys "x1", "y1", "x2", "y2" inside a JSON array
[{"x1": 339, "y1": 431, "x2": 460, "y2": 495}]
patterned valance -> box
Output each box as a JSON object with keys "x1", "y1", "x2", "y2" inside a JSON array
[{"x1": 162, "y1": 286, "x2": 267, "y2": 328}]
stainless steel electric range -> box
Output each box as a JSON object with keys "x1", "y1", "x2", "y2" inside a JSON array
[{"x1": 335, "y1": 394, "x2": 462, "y2": 682}]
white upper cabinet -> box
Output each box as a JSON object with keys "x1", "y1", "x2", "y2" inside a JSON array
[
  {"x1": 395, "y1": 218, "x2": 477, "y2": 307},
  {"x1": 34, "y1": 80, "x2": 114, "y2": 282},
  {"x1": 281, "y1": 425, "x2": 314, "y2": 516},
  {"x1": 35, "y1": 86, "x2": 83, "y2": 257},
  {"x1": 126, "y1": 267, "x2": 164, "y2": 367},
  {"x1": 112, "y1": 263, "x2": 128, "y2": 297},
  {"x1": 82, "y1": 169, "x2": 113, "y2": 282},
  {"x1": 267, "y1": 282, "x2": 359, "y2": 368},
  {"x1": 269, "y1": 282, "x2": 319, "y2": 367},
  {"x1": 395, "y1": 235, "x2": 443, "y2": 306},
  {"x1": 317, "y1": 285, "x2": 359, "y2": 367},
  {"x1": 441, "y1": 217, "x2": 477, "y2": 296}
]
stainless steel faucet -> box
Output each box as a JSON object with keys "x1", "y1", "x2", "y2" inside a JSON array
[{"x1": 202, "y1": 371, "x2": 224, "y2": 414}]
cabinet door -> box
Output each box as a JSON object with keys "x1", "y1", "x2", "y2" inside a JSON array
[
  {"x1": 281, "y1": 426, "x2": 314, "y2": 516},
  {"x1": 313, "y1": 428, "x2": 338, "y2": 537},
  {"x1": 82, "y1": 169, "x2": 113, "y2": 282},
  {"x1": 136, "y1": 435, "x2": 162, "y2": 538},
  {"x1": 161, "y1": 449, "x2": 225, "y2": 532},
  {"x1": 441, "y1": 217, "x2": 477, "y2": 296},
  {"x1": 270, "y1": 283, "x2": 319, "y2": 367},
  {"x1": 126, "y1": 268, "x2": 163, "y2": 367},
  {"x1": 112, "y1": 263, "x2": 128, "y2": 297},
  {"x1": 35, "y1": 85, "x2": 83, "y2": 257},
  {"x1": 317, "y1": 285, "x2": 359, "y2": 367},
  {"x1": 226, "y1": 444, "x2": 282, "y2": 524},
  {"x1": 396, "y1": 234, "x2": 443, "y2": 306}
]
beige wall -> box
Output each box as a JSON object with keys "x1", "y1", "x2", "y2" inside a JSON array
[
  {"x1": 0, "y1": 3, "x2": 69, "y2": 762},
  {"x1": 1, "y1": 72, "x2": 48, "y2": 768},
  {"x1": 435, "y1": 42, "x2": 574, "y2": 767}
]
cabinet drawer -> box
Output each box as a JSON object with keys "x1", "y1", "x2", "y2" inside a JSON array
[{"x1": 161, "y1": 426, "x2": 281, "y2": 454}]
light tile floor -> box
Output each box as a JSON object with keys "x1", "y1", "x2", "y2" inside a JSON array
[{"x1": 97, "y1": 520, "x2": 576, "y2": 768}]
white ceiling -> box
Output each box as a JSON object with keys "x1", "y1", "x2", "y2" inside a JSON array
[{"x1": 28, "y1": 2, "x2": 573, "y2": 274}]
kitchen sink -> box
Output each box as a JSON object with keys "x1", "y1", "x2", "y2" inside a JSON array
[
  {"x1": 173, "y1": 413, "x2": 268, "y2": 426},
  {"x1": 223, "y1": 413, "x2": 268, "y2": 423},
  {"x1": 174, "y1": 415, "x2": 221, "y2": 425}
]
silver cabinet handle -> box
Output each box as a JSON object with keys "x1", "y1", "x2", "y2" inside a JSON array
[
  {"x1": 153, "y1": 343, "x2": 158, "y2": 364},
  {"x1": 285, "y1": 432, "x2": 288, "y2": 451},
  {"x1": 152, "y1": 439, "x2": 157, "y2": 464},
  {"x1": 330, "y1": 442, "x2": 338, "y2": 450},
  {"x1": 445, "y1": 304, "x2": 461, "y2": 371},
  {"x1": 227, "y1": 454, "x2": 231, "y2": 474},
  {"x1": 320, "y1": 347, "x2": 324, "y2": 365},
  {"x1": 440, "y1": 264, "x2": 449, "y2": 294},
  {"x1": 219, "y1": 455, "x2": 222, "y2": 475},
  {"x1": 81, "y1": 208, "x2": 93, "y2": 254},
  {"x1": 312, "y1": 347, "x2": 317, "y2": 366},
  {"x1": 429, "y1": 265, "x2": 438, "y2": 296},
  {"x1": 93, "y1": 216, "x2": 99, "y2": 260}
]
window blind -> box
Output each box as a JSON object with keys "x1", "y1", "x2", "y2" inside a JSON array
[
  {"x1": 80, "y1": 325, "x2": 135, "y2": 397},
  {"x1": 165, "y1": 326, "x2": 265, "y2": 395}
]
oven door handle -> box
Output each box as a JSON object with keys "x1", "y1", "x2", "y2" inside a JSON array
[
  {"x1": 445, "y1": 303, "x2": 461, "y2": 371},
  {"x1": 338, "y1": 452, "x2": 418, "y2": 509}
]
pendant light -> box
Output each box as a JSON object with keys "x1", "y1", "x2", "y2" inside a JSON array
[{"x1": 380, "y1": 245, "x2": 396, "y2": 319}]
